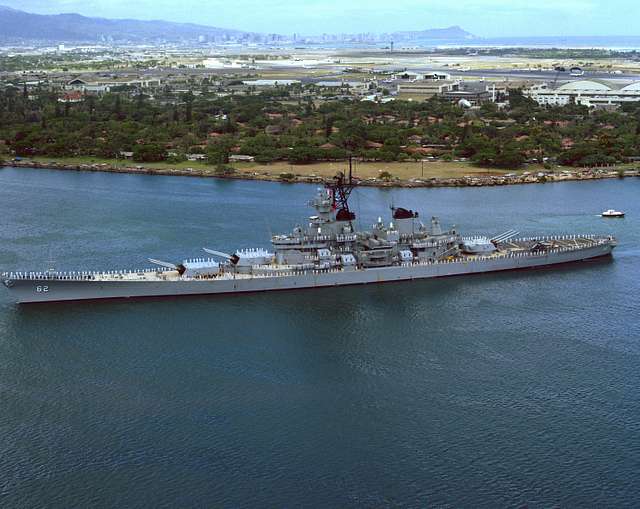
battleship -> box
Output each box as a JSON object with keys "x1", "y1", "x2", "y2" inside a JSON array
[{"x1": 2, "y1": 169, "x2": 617, "y2": 304}]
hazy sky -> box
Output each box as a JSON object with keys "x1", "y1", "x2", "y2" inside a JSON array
[{"x1": 3, "y1": 0, "x2": 638, "y2": 37}]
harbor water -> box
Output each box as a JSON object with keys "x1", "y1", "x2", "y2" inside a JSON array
[{"x1": 0, "y1": 167, "x2": 639, "y2": 507}]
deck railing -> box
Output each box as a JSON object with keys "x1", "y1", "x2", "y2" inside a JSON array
[{"x1": 1, "y1": 267, "x2": 170, "y2": 281}]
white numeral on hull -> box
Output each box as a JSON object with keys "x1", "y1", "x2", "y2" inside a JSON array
[{"x1": 36, "y1": 286, "x2": 49, "y2": 293}]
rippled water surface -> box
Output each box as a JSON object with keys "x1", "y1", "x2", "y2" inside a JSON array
[{"x1": 1, "y1": 167, "x2": 639, "y2": 507}]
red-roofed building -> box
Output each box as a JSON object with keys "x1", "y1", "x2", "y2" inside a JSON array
[{"x1": 58, "y1": 91, "x2": 83, "y2": 103}]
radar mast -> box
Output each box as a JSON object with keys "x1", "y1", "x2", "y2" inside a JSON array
[{"x1": 326, "y1": 156, "x2": 356, "y2": 222}]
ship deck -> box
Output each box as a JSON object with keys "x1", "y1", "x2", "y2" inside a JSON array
[
  {"x1": 2, "y1": 235, "x2": 613, "y2": 284},
  {"x1": 498, "y1": 236, "x2": 603, "y2": 252}
]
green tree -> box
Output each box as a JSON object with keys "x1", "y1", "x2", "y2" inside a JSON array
[{"x1": 133, "y1": 143, "x2": 165, "y2": 162}]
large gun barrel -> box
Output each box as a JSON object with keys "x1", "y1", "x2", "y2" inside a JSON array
[
  {"x1": 203, "y1": 248, "x2": 240, "y2": 265},
  {"x1": 148, "y1": 258, "x2": 179, "y2": 270},
  {"x1": 491, "y1": 230, "x2": 519, "y2": 243}
]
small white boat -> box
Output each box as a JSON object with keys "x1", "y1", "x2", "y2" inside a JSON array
[{"x1": 601, "y1": 209, "x2": 625, "y2": 218}]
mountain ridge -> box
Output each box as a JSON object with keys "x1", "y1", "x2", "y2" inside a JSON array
[
  {"x1": 0, "y1": 5, "x2": 477, "y2": 44},
  {"x1": 391, "y1": 25, "x2": 476, "y2": 40},
  {"x1": 0, "y1": 5, "x2": 256, "y2": 43}
]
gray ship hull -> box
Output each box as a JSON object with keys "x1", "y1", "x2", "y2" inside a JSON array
[{"x1": 3, "y1": 242, "x2": 614, "y2": 304}]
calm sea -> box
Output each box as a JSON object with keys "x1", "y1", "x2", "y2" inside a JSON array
[{"x1": 0, "y1": 167, "x2": 639, "y2": 508}]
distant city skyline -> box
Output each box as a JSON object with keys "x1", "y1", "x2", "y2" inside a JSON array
[{"x1": 1, "y1": 0, "x2": 638, "y2": 38}]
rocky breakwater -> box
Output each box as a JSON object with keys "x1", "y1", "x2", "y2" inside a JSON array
[{"x1": 356, "y1": 168, "x2": 640, "y2": 188}]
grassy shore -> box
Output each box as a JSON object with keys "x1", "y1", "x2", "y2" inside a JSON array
[{"x1": 25, "y1": 156, "x2": 526, "y2": 180}]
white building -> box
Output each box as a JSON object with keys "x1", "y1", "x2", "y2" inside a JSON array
[
  {"x1": 524, "y1": 80, "x2": 640, "y2": 108},
  {"x1": 66, "y1": 76, "x2": 163, "y2": 94},
  {"x1": 395, "y1": 71, "x2": 451, "y2": 81},
  {"x1": 229, "y1": 155, "x2": 255, "y2": 162},
  {"x1": 397, "y1": 79, "x2": 460, "y2": 98},
  {"x1": 241, "y1": 80, "x2": 301, "y2": 87}
]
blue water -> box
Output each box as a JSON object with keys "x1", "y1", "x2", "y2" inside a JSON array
[
  {"x1": 1, "y1": 167, "x2": 639, "y2": 507},
  {"x1": 292, "y1": 36, "x2": 640, "y2": 51}
]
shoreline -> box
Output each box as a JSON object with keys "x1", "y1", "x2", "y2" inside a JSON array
[{"x1": 3, "y1": 159, "x2": 639, "y2": 188}]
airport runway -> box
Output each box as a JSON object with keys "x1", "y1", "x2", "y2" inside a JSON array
[{"x1": 443, "y1": 68, "x2": 640, "y2": 81}]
